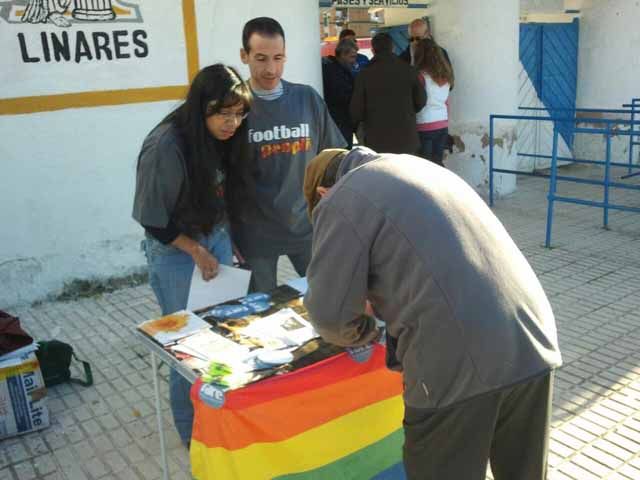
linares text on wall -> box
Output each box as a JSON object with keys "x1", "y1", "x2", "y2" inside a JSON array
[{"x1": 3, "y1": 0, "x2": 149, "y2": 64}]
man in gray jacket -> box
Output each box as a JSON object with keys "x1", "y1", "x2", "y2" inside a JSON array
[{"x1": 303, "y1": 147, "x2": 562, "y2": 480}]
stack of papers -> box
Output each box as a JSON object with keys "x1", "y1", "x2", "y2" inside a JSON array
[
  {"x1": 170, "y1": 330, "x2": 293, "y2": 389},
  {"x1": 136, "y1": 284, "x2": 320, "y2": 391},
  {"x1": 171, "y1": 330, "x2": 251, "y2": 366}
]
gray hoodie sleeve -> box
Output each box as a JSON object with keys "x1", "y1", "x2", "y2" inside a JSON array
[
  {"x1": 132, "y1": 131, "x2": 185, "y2": 228},
  {"x1": 304, "y1": 198, "x2": 377, "y2": 347}
]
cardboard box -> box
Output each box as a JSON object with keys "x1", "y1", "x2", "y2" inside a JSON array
[{"x1": 0, "y1": 351, "x2": 49, "y2": 439}]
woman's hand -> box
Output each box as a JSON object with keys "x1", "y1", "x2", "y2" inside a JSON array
[
  {"x1": 171, "y1": 234, "x2": 219, "y2": 281},
  {"x1": 192, "y1": 245, "x2": 220, "y2": 281}
]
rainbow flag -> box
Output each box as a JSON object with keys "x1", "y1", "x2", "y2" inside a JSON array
[{"x1": 190, "y1": 344, "x2": 406, "y2": 479}]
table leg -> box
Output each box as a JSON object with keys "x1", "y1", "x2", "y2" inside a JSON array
[{"x1": 151, "y1": 352, "x2": 170, "y2": 480}]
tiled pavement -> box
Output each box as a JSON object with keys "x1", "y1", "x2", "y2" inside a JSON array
[{"x1": 2, "y1": 163, "x2": 640, "y2": 479}]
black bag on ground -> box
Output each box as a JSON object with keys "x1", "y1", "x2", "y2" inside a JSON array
[{"x1": 36, "y1": 340, "x2": 93, "y2": 387}]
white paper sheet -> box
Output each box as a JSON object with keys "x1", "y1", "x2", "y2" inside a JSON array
[
  {"x1": 187, "y1": 265, "x2": 251, "y2": 311},
  {"x1": 286, "y1": 277, "x2": 308, "y2": 295}
]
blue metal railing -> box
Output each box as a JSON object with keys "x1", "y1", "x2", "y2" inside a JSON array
[
  {"x1": 518, "y1": 104, "x2": 640, "y2": 175},
  {"x1": 489, "y1": 104, "x2": 640, "y2": 247},
  {"x1": 621, "y1": 98, "x2": 640, "y2": 178}
]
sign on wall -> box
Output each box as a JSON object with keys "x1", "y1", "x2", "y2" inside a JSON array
[
  {"x1": 0, "y1": 0, "x2": 199, "y2": 114},
  {"x1": 332, "y1": 0, "x2": 410, "y2": 7}
]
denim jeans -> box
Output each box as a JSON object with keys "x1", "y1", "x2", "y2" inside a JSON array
[
  {"x1": 418, "y1": 127, "x2": 448, "y2": 166},
  {"x1": 142, "y1": 225, "x2": 232, "y2": 445}
]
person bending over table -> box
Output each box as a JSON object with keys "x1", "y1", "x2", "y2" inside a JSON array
[
  {"x1": 132, "y1": 64, "x2": 254, "y2": 446},
  {"x1": 303, "y1": 147, "x2": 562, "y2": 480}
]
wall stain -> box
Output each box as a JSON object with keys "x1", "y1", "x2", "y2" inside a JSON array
[{"x1": 482, "y1": 133, "x2": 505, "y2": 149}]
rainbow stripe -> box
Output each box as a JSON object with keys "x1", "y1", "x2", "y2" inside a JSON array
[{"x1": 190, "y1": 345, "x2": 405, "y2": 479}]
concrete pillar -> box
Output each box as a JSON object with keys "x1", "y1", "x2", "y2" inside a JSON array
[
  {"x1": 573, "y1": 0, "x2": 640, "y2": 164},
  {"x1": 429, "y1": 0, "x2": 520, "y2": 195},
  {"x1": 577, "y1": 0, "x2": 639, "y2": 108}
]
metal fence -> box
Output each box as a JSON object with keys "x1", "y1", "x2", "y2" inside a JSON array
[{"x1": 489, "y1": 99, "x2": 640, "y2": 247}]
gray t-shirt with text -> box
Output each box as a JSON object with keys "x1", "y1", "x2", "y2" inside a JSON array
[{"x1": 233, "y1": 80, "x2": 346, "y2": 257}]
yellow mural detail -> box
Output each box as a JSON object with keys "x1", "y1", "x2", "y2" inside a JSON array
[
  {"x1": 183, "y1": 0, "x2": 200, "y2": 82},
  {"x1": 111, "y1": 5, "x2": 130, "y2": 15},
  {"x1": 0, "y1": 0, "x2": 197, "y2": 115},
  {"x1": 0, "y1": 86, "x2": 189, "y2": 115}
]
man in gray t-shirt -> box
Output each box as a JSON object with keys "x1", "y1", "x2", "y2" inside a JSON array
[{"x1": 234, "y1": 17, "x2": 346, "y2": 292}]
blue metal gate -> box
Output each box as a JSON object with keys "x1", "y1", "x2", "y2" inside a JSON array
[{"x1": 519, "y1": 19, "x2": 579, "y2": 149}]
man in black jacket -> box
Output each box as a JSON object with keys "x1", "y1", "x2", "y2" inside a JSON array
[
  {"x1": 322, "y1": 39, "x2": 358, "y2": 148},
  {"x1": 350, "y1": 33, "x2": 426, "y2": 155}
]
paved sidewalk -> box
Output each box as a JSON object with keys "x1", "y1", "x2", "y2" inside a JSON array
[{"x1": 2, "y1": 164, "x2": 640, "y2": 479}]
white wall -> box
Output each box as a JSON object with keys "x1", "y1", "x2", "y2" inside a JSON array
[
  {"x1": 430, "y1": 0, "x2": 520, "y2": 194},
  {"x1": 576, "y1": 0, "x2": 640, "y2": 109},
  {"x1": 573, "y1": 0, "x2": 640, "y2": 164},
  {"x1": 0, "y1": 102, "x2": 171, "y2": 306},
  {"x1": 196, "y1": 0, "x2": 322, "y2": 93},
  {"x1": 0, "y1": 0, "x2": 321, "y2": 308},
  {"x1": 434, "y1": 0, "x2": 519, "y2": 123}
]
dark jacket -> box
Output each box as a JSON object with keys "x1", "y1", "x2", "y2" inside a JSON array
[
  {"x1": 305, "y1": 149, "x2": 562, "y2": 409},
  {"x1": 349, "y1": 53, "x2": 426, "y2": 154},
  {"x1": 322, "y1": 56, "x2": 355, "y2": 148}
]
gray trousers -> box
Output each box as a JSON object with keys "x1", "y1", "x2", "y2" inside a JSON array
[
  {"x1": 245, "y1": 248, "x2": 311, "y2": 293},
  {"x1": 403, "y1": 371, "x2": 554, "y2": 480}
]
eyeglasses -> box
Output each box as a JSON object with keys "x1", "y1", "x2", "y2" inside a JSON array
[
  {"x1": 409, "y1": 36, "x2": 422, "y2": 42},
  {"x1": 215, "y1": 111, "x2": 249, "y2": 123}
]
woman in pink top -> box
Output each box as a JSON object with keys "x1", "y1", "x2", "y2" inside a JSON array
[{"x1": 414, "y1": 39, "x2": 454, "y2": 166}]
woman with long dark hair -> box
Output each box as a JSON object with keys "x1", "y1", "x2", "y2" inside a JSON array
[
  {"x1": 414, "y1": 38, "x2": 454, "y2": 166},
  {"x1": 132, "y1": 64, "x2": 253, "y2": 445}
]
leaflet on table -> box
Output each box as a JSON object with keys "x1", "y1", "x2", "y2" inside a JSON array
[
  {"x1": 138, "y1": 310, "x2": 210, "y2": 346},
  {"x1": 237, "y1": 308, "x2": 318, "y2": 347},
  {"x1": 171, "y1": 330, "x2": 251, "y2": 365}
]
